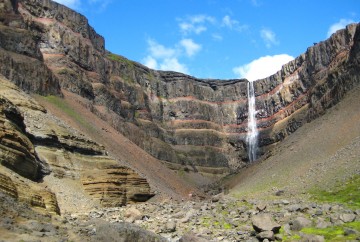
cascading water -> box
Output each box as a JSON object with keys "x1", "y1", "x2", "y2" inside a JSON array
[{"x1": 246, "y1": 81, "x2": 258, "y2": 162}]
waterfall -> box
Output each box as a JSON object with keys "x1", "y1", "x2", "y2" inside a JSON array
[{"x1": 247, "y1": 81, "x2": 258, "y2": 162}]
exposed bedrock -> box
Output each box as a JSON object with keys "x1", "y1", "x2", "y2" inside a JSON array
[
  {"x1": 254, "y1": 23, "x2": 360, "y2": 150},
  {"x1": 0, "y1": 95, "x2": 41, "y2": 180},
  {"x1": 2, "y1": 0, "x2": 360, "y2": 177},
  {"x1": 0, "y1": 75, "x2": 154, "y2": 213}
]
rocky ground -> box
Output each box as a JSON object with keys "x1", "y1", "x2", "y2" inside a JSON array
[{"x1": 1, "y1": 189, "x2": 359, "y2": 242}]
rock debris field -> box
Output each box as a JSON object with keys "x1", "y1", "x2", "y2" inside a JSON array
[{"x1": 3, "y1": 192, "x2": 358, "y2": 242}]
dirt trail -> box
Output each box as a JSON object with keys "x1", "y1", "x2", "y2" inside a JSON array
[
  {"x1": 228, "y1": 84, "x2": 360, "y2": 198},
  {"x1": 35, "y1": 90, "x2": 203, "y2": 201}
]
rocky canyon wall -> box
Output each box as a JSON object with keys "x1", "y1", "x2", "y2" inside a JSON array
[
  {"x1": 1, "y1": 0, "x2": 360, "y2": 180},
  {"x1": 0, "y1": 0, "x2": 154, "y2": 212}
]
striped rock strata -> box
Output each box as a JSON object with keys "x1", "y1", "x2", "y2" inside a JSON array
[
  {"x1": 1, "y1": 0, "x2": 360, "y2": 178},
  {"x1": 0, "y1": 76, "x2": 153, "y2": 213}
]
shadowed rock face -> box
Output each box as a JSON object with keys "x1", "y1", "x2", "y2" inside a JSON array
[
  {"x1": 1, "y1": 0, "x2": 360, "y2": 178},
  {"x1": 0, "y1": 95, "x2": 40, "y2": 180}
]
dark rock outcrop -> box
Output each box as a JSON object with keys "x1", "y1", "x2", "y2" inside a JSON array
[
  {"x1": 0, "y1": 95, "x2": 41, "y2": 180},
  {"x1": 92, "y1": 220, "x2": 168, "y2": 242}
]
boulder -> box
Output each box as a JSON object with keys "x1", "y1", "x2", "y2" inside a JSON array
[
  {"x1": 256, "y1": 203, "x2": 267, "y2": 212},
  {"x1": 340, "y1": 213, "x2": 356, "y2": 223},
  {"x1": 251, "y1": 213, "x2": 281, "y2": 233},
  {"x1": 164, "y1": 220, "x2": 176, "y2": 233},
  {"x1": 92, "y1": 220, "x2": 167, "y2": 242},
  {"x1": 178, "y1": 232, "x2": 208, "y2": 242},
  {"x1": 256, "y1": 230, "x2": 274, "y2": 240},
  {"x1": 124, "y1": 207, "x2": 143, "y2": 223},
  {"x1": 290, "y1": 217, "x2": 312, "y2": 231}
]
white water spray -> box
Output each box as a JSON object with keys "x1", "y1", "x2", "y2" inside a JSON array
[{"x1": 246, "y1": 81, "x2": 258, "y2": 162}]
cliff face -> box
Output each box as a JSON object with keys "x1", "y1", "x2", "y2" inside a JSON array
[
  {"x1": 254, "y1": 23, "x2": 360, "y2": 152},
  {"x1": 1, "y1": 0, "x2": 360, "y2": 181},
  {"x1": 0, "y1": 76, "x2": 154, "y2": 213}
]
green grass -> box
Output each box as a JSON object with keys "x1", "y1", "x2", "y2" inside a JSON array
[
  {"x1": 42, "y1": 95, "x2": 95, "y2": 132},
  {"x1": 309, "y1": 175, "x2": 360, "y2": 209},
  {"x1": 199, "y1": 216, "x2": 233, "y2": 230},
  {"x1": 57, "y1": 68, "x2": 76, "y2": 76},
  {"x1": 279, "y1": 221, "x2": 360, "y2": 241},
  {"x1": 300, "y1": 221, "x2": 360, "y2": 241},
  {"x1": 281, "y1": 233, "x2": 301, "y2": 241},
  {"x1": 106, "y1": 53, "x2": 133, "y2": 65},
  {"x1": 107, "y1": 53, "x2": 136, "y2": 84},
  {"x1": 223, "y1": 223, "x2": 232, "y2": 229},
  {"x1": 200, "y1": 216, "x2": 211, "y2": 228}
]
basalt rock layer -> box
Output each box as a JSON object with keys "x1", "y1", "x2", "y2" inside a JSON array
[
  {"x1": 1, "y1": 0, "x2": 360, "y2": 179},
  {"x1": 0, "y1": 75, "x2": 153, "y2": 213}
]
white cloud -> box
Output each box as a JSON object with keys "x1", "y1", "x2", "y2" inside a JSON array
[
  {"x1": 327, "y1": 19, "x2": 355, "y2": 37},
  {"x1": 212, "y1": 33, "x2": 223, "y2": 41},
  {"x1": 222, "y1": 15, "x2": 235, "y2": 28},
  {"x1": 179, "y1": 22, "x2": 207, "y2": 35},
  {"x1": 160, "y1": 58, "x2": 189, "y2": 73},
  {"x1": 53, "y1": 0, "x2": 80, "y2": 8},
  {"x1": 260, "y1": 28, "x2": 279, "y2": 48},
  {"x1": 147, "y1": 39, "x2": 177, "y2": 59},
  {"x1": 189, "y1": 15, "x2": 216, "y2": 24},
  {"x1": 233, "y1": 54, "x2": 294, "y2": 81},
  {"x1": 178, "y1": 15, "x2": 215, "y2": 35},
  {"x1": 142, "y1": 39, "x2": 189, "y2": 74},
  {"x1": 222, "y1": 15, "x2": 248, "y2": 31},
  {"x1": 180, "y1": 39, "x2": 202, "y2": 57},
  {"x1": 143, "y1": 56, "x2": 158, "y2": 69}
]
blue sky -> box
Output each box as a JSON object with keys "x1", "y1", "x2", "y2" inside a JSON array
[{"x1": 54, "y1": 0, "x2": 359, "y2": 81}]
